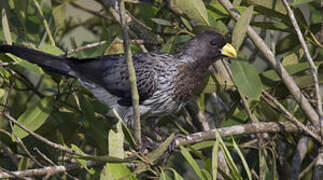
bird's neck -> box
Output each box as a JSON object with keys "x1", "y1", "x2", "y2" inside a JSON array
[{"x1": 172, "y1": 57, "x2": 212, "y2": 102}]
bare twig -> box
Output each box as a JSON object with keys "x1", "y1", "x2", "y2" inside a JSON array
[
  {"x1": 217, "y1": 0, "x2": 319, "y2": 127},
  {"x1": 0, "y1": 167, "x2": 31, "y2": 180},
  {"x1": 33, "y1": 147, "x2": 78, "y2": 180},
  {"x1": 282, "y1": 0, "x2": 322, "y2": 140},
  {"x1": 119, "y1": 0, "x2": 141, "y2": 147},
  {"x1": 60, "y1": 39, "x2": 146, "y2": 56},
  {"x1": 262, "y1": 91, "x2": 321, "y2": 143},
  {"x1": 175, "y1": 122, "x2": 299, "y2": 147},
  {"x1": 0, "y1": 61, "x2": 18, "y2": 66},
  {"x1": 0, "y1": 161, "x2": 102, "y2": 179}
]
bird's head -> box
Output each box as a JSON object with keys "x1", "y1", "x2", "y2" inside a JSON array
[{"x1": 178, "y1": 31, "x2": 237, "y2": 64}]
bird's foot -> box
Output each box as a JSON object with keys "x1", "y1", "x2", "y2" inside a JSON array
[{"x1": 168, "y1": 133, "x2": 186, "y2": 153}]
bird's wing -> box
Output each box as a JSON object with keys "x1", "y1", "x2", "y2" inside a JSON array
[{"x1": 67, "y1": 53, "x2": 159, "y2": 106}]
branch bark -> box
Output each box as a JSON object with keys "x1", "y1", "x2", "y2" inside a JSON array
[
  {"x1": 175, "y1": 122, "x2": 299, "y2": 147},
  {"x1": 0, "y1": 161, "x2": 102, "y2": 179}
]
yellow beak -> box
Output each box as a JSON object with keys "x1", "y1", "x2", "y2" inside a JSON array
[{"x1": 221, "y1": 43, "x2": 237, "y2": 58}]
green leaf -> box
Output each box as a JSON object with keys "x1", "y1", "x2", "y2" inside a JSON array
[
  {"x1": 168, "y1": 168, "x2": 184, "y2": 180},
  {"x1": 101, "y1": 163, "x2": 136, "y2": 180},
  {"x1": 161, "y1": 36, "x2": 176, "y2": 53},
  {"x1": 180, "y1": 146, "x2": 205, "y2": 180},
  {"x1": 290, "y1": 0, "x2": 314, "y2": 6},
  {"x1": 259, "y1": 149, "x2": 270, "y2": 179},
  {"x1": 134, "y1": 134, "x2": 175, "y2": 174},
  {"x1": 245, "y1": 0, "x2": 287, "y2": 14},
  {"x1": 151, "y1": 18, "x2": 172, "y2": 26},
  {"x1": 108, "y1": 121, "x2": 124, "y2": 159},
  {"x1": 201, "y1": 169, "x2": 212, "y2": 180},
  {"x1": 52, "y1": 3, "x2": 66, "y2": 30},
  {"x1": 171, "y1": 0, "x2": 209, "y2": 26},
  {"x1": 276, "y1": 34, "x2": 299, "y2": 55},
  {"x1": 252, "y1": 22, "x2": 289, "y2": 32},
  {"x1": 216, "y1": 132, "x2": 242, "y2": 180},
  {"x1": 232, "y1": 6, "x2": 254, "y2": 50},
  {"x1": 13, "y1": 97, "x2": 54, "y2": 139},
  {"x1": 232, "y1": 137, "x2": 252, "y2": 180},
  {"x1": 146, "y1": 134, "x2": 175, "y2": 163},
  {"x1": 2, "y1": 9, "x2": 12, "y2": 45},
  {"x1": 231, "y1": 60, "x2": 263, "y2": 100}
]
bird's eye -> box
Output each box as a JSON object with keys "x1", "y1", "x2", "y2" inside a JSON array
[{"x1": 210, "y1": 39, "x2": 218, "y2": 46}]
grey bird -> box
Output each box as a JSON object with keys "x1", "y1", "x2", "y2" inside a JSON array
[{"x1": 0, "y1": 31, "x2": 237, "y2": 127}]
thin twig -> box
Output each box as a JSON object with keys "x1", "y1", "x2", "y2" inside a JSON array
[
  {"x1": 282, "y1": 0, "x2": 322, "y2": 140},
  {"x1": 0, "y1": 167, "x2": 31, "y2": 180},
  {"x1": 262, "y1": 91, "x2": 321, "y2": 143},
  {"x1": 2, "y1": 113, "x2": 89, "y2": 157},
  {"x1": 60, "y1": 39, "x2": 145, "y2": 56},
  {"x1": 34, "y1": 148, "x2": 78, "y2": 180},
  {"x1": 0, "y1": 161, "x2": 102, "y2": 179},
  {"x1": 0, "y1": 61, "x2": 18, "y2": 66},
  {"x1": 119, "y1": 0, "x2": 142, "y2": 147}
]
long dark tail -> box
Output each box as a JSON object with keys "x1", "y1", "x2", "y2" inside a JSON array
[{"x1": 0, "y1": 45, "x2": 75, "y2": 77}]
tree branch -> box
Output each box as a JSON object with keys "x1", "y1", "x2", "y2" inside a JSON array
[
  {"x1": 175, "y1": 122, "x2": 299, "y2": 147},
  {"x1": 0, "y1": 161, "x2": 102, "y2": 179}
]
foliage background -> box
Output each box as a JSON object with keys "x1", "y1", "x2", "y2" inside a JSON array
[{"x1": 0, "y1": 0, "x2": 322, "y2": 179}]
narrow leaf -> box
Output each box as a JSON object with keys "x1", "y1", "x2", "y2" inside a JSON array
[
  {"x1": 232, "y1": 138, "x2": 252, "y2": 180},
  {"x1": 180, "y1": 146, "x2": 205, "y2": 180},
  {"x1": 232, "y1": 6, "x2": 253, "y2": 50},
  {"x1": 2, "y1": 9, "x2": 12, "y2": 45}
]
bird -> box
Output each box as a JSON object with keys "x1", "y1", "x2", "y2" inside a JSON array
[{"x1": 0, "y1": 31, "x2": 237, "y2": 127}]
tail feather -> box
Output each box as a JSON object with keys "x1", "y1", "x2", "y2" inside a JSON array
[{"x1": 0, "y1": 45, "x2": 75, "y2": 77}]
